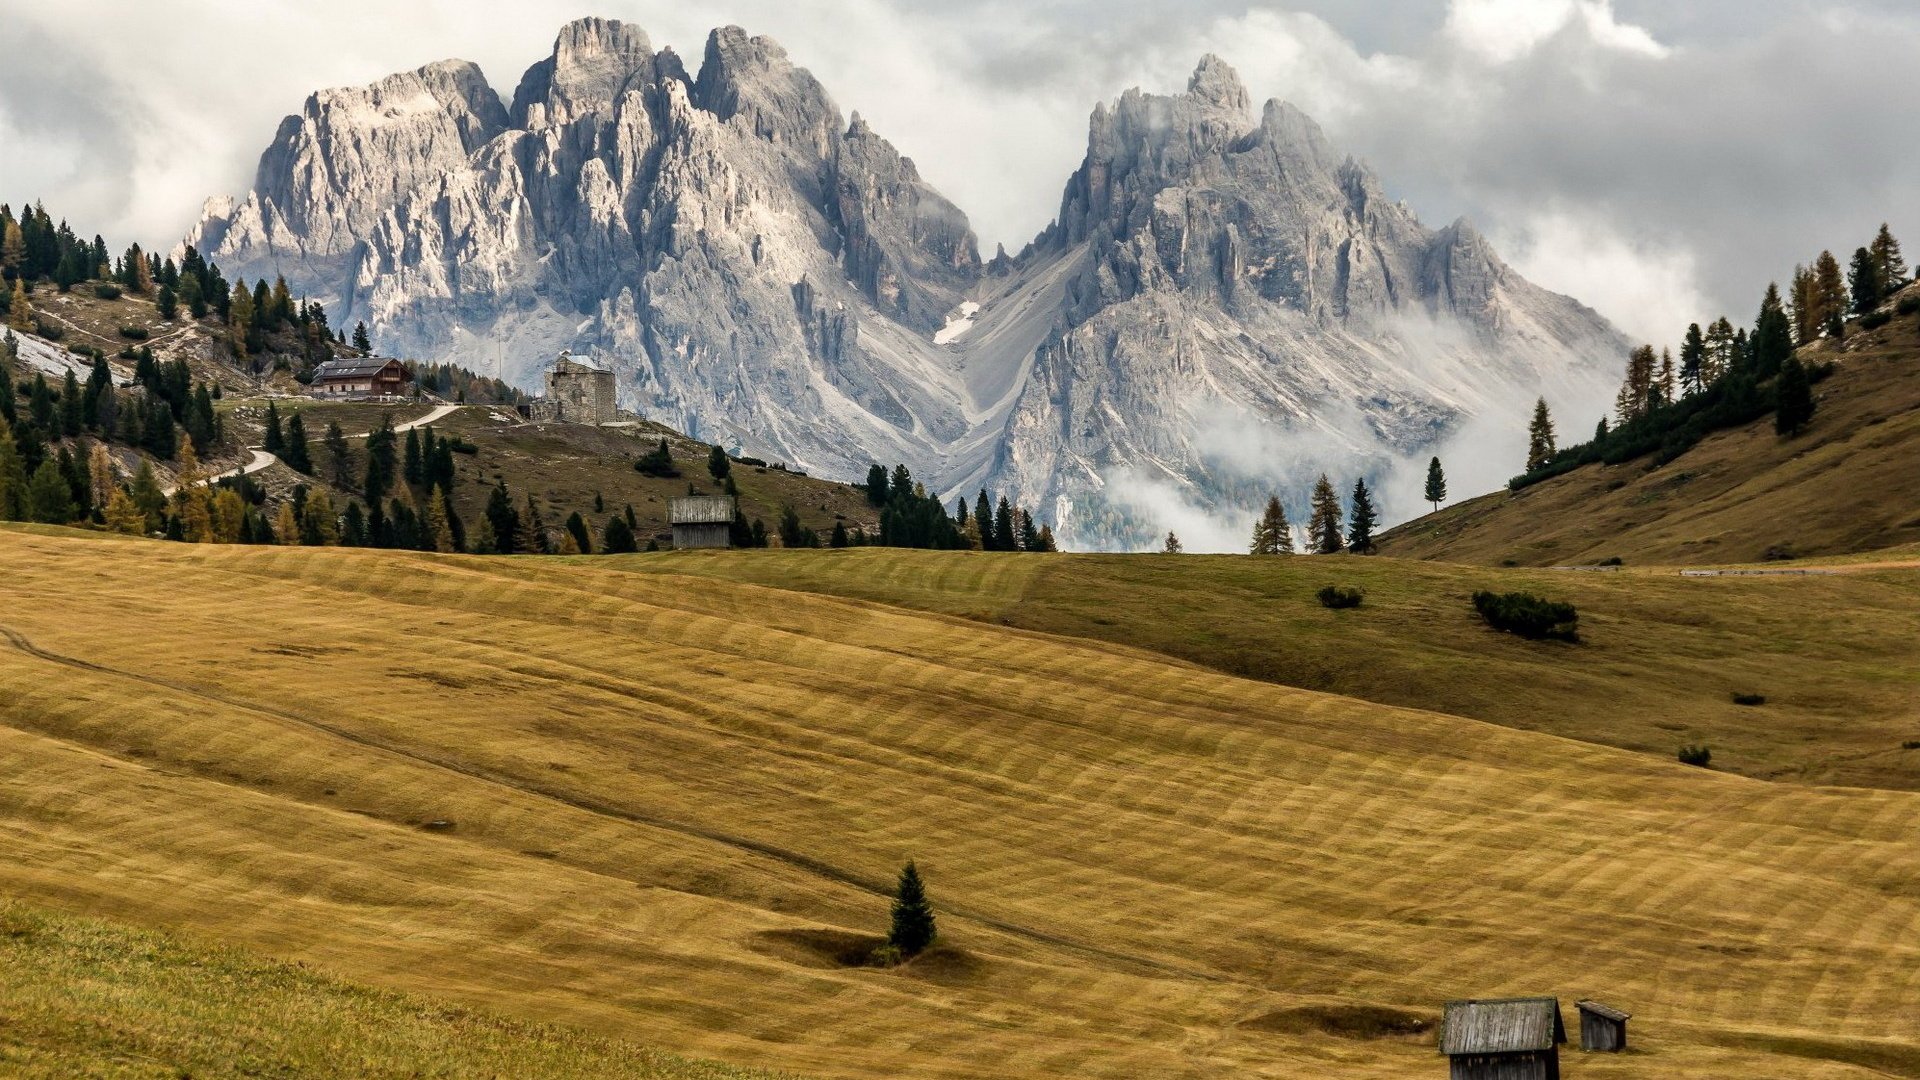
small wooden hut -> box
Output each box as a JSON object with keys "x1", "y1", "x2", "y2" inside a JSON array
[
  {"x1": 1575, "y1": 1000, "x2": 1630, "y2": 1052},
  {"x1": 669, "y1": 496, "x2": 735, "y2": 549},
  {"x1": 1441, "y1": 997, "x2": 1566, "y2": 1080},
  {"x1": 309, "y1": 357, "x2": 410, "y2": 399}
]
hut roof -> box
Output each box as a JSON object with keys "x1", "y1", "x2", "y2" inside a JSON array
[
  {"x1": 312, "y1": 357, "x2": 403, "y2": 380},
  {"x1": 670, "y1": 496, "x2": 737, "y2": 525},
  {"x1": 1575, "y1": 1000, "x2": 1631, "y2": 1023},
  {"x1": 1441, "y1": 998, "x2": 1566, "y2": 1056}
]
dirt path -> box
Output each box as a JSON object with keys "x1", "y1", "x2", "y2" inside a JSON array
[{"x1": 160, "y1": 448, "x2": 278, "y2": 497}]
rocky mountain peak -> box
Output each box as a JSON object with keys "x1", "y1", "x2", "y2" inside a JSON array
[
  {"x1": 510, "y1": 16, "x2": 654, "y2": 130},
  {"x1": 1186, "y1": 54, "x2": 1251, "y2": 115},
  {"x1": 693, "y1": 26, "x2": 837, "y2": 153}
]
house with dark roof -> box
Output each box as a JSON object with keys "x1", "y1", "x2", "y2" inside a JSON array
[
  {"x1": 1441, "y1": 997, "x2": 1566, "y2": 1080},
  {"x1": 309, "y1": 357, "x2": 411, "y2": 399}
]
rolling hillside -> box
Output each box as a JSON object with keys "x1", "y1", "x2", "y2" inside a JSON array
[
  {"x1": 4, "y1": 526, "x2": 1919, "y2": 1078},
  {"x1": 1376, "y1": 300, "x2": 1920, "y2": 567}
]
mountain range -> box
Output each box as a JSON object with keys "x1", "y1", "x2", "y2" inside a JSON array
[{"x1": 188, "y1": 17, "x2": 1625, "y2": 547}]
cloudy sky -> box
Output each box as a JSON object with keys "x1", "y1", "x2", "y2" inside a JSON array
[{"x1": 1, "y1": 0, "x2": 1914, "y2": 343}]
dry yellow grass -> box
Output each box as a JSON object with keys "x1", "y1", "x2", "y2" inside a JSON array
[{"x1": 3, "y1": 526, "x2": 1919, "y2": 1078}]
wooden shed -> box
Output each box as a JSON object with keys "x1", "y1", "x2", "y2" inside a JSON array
[
  {"x1": 1575, "y1": 1000, "x2": 1630, "y2": 1052},
  {"x1": 1441, "y1": 997, "x2": 1566, "y2": 1080},
  {"x1": 669, "y1": 496, "x2": 735, "y2": 549},
  {"x1": 309, "y1": 357, "x2": 410, "y2": 399}
]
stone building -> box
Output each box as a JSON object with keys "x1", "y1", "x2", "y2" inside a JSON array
[{"x1": 528, "y1": 351, "x2": 616, "y2": 424}]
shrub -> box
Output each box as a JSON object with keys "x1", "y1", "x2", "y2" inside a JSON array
[
  {"x1": 1761, "y1": 545, "x2": 1797, "y2": 562},
  {"x1": 443, "y1": 435, "x2": 478, "y2": 455},
  {"x1": 118, "y1": 325, "x2": 149, "y2": 340},
  {"x1": 1903, "y1": 740, "x2": 1920, "y2": 751},
  {"x1": 1678, "y1": 744, "x2": 1713, "y2": 767},
  {"x1": 866, "y1": 943, "x2": 903, "y2": 968},
  {"x1": 1596, "y1": 556, "x2": 1624, "y2": 566},
  {"x1": 1317, "y1": 585, "x2": 1364, "y2": 609},
  {"x1": 1472, "y1": 590, "x2": 1579, "y2": 642},
  {"x1": 1731, "y1": 692, "x2": 1767, "y2": 707},
  {"x1": 1859, "y1": 310, "x2": 1892, "y2": 331},
  {"x1": 31, "y1": 317, "x2": 64, "y2": 341},
  {"x1": 735, "y1": 455, "x2": 768, "y2": 467},
  {"x1": 92, "y1": 282, "x2": 123, "y2": 300},
  {"x1": 1896, "y1": 294, "x2": 1920, "y2": 316}
]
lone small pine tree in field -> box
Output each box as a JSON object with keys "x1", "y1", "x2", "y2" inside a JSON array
[
  {"x1": 707, "y1": 444, "x2": 730, "y2": 481},
  {"x1": 888, "y1": 861, "x2": 936, "y2": 957},
  {"x1": 1424, "y1": 457, "x2": 1447, "y2": 512},
  {"x1": 1162, "y1": 531, "x2": 1183, "y2": 554}
]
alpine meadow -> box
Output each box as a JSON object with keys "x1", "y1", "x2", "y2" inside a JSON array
[{"x1": 1, "y1": 4, "x2": 1917, "y2": 1079}]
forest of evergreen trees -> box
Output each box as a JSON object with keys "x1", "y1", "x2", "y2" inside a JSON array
[
  {"x1": 859, "y1": 462, "x2": 1057, "y2": 552},
  {"x1": 1511, "y1": 224, "x2": 1906, "y2": 490}
]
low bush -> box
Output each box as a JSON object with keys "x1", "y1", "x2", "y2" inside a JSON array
[
  {"x1": 1761, "y1": 545, "x2": 1797, "y2": 562},
  {"x1": 734, "y1": 455, "x2": 768, "y2": 467},
  {"x1": 866, "y1": 943, "x2": 904, "y2": 968},
  {"x1": 1472, "y1": 590, "x2": 1579, "y2": 642},
  {"x1": 443, "y1": 435, "x2": 478, "y2": 455},
  {"x1": 1731, "y1": 692, "x2": 1767, "y2": 707},
  {"x1": 1317, "y1": 585, "x2": 1364, "y2": 609},
  {"x1": 31, "y1": 317, "x2": 64, "y2": 341},
  {"x1": 118, "y1": 325, "x2": 149, "y2": 340},
  {"x1": 92, "y1": 282, "x2": 123, "y2": 300},
  {"x1": 1859, "y1": 310, "x2": 1892, "y2": 331},
  {"x1": 1896, "y1": 293, "x2": 1920, "y2": 316},
  {"x1": 1596, "y1": 556, "x2": 1624, "y2": 566},
  {"x1": 1678, "y1": 744, "x2": 1713, "y2": 767},
  {"x1": 1903, "y1": 740, "x2": 1920, "y2": 751}
]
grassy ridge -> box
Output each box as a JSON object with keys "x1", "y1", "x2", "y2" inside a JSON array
[
  {"x1": 622, "y1": 548, "x2": 1920, "y2": 790},
  {"x1": 0, "y1": 903, "x2": 789, "y2": 1080},
  {"x1": 3, "y1": 528, "x2": 1918, "y2": 1078}
]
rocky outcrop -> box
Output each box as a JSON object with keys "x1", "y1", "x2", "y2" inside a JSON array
[{"x1": 190, "y1": 27, "x2": 1623, "y2": 548}]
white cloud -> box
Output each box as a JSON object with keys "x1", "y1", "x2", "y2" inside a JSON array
[
  {"x1": 1491, "y1": 209, "x2": 1709, "y2": 345},
  {"x1": 1444, "y1": 0, "x2": 1667, "y2": 64}
]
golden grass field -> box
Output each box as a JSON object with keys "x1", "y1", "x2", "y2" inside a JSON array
[
  {"x1": 628, "y1": 547, "x2": 1920, "y2": 790},
  {"x1": 4, "y1": 525, "x2": 1920, "y2": 1078}
]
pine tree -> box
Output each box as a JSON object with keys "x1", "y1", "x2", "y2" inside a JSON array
[
  {"x1": 351, "y1": 321, "x2": 371, "y2": 353},
  {"x1": 602, "y1": 514, "x2": 637, "y2": 554},
  {"x1": 485, "y1": 480, "x2": 519, "y2": 554},
  {"x1": 1162, "y1": 531, "x2": 1182, "y2": 554},
  {"x1": 300, "y1": 490, "x2": 339, "y2": 546},
  {"x1": 173, "y1": 441, "x2": 215, "y2": 543},
  {"x1": 403, "y1": 428, "x2": 424, "y2": 486},
  {"x1": 1308, "y1": 474, "x2": 1344, "y2": 554},
  {"x1": 1812, "y1": 251, "x2": 1847, "y2": 336},
  {"x1": 262, "y1": 401, "x2": 285, "y2": 451},
  {"x1": 1250, "y1": 495, "x2": 1292, "y2": 554},
  {"x1": 0, "y1": 418, "x2": 23, "y2": 521},
  {"x1": 430, "y1": 491, "x2": 458, "y2": 553},
  {"x1": 992, "y1": 496, "x2": 1016, "y2": 552},
  {"x1": 1655, "y1": 348, "x2": 1676, "y2": 406},
  {"x1": 1849, "y1": 247, "x2": 1882, "y2": 316},
  {"x1": 282, "y1": 413, "x2": 312, "y2": 474},
  {"x1": 156, "y1": 283, "x2": 178, "y2": 320},
  {"x1": 1788, "y1": 266, "x2": 1818, "y2": 346},
  {"x1": 1775, "y1": 356, "x2": 1815, "y2": 436},
  {"x1": 1346, "y1": 478, "x2": 1379, "y2": 554},
  {"x1": 1017, "y1": 509, "x2": 1040, "y2": 552},
  {"x1": 1522, "y1": 398, "x2": 1555, "y2": 472},
  {"x1": 1751, "y1": 284, "x2": 1795, "y2": 380},
  {"x1": 60, "y1": 369, "x2": 83, "y2": 436},
  {"x1": 830, "y1": 520, "x2": 850, "y2": 547},
  {"x1": 887, "y1": 861, "x2": 937, "y2": 958},
  {"x1": 973, "y1": 491, "x2": 993, "y2": 549},
  {"x1": 707, "y1": 445, "x2": 730, "y2": 481},
  {"x1": 1614, "y1": 346, "x2": 1656, "y2": 424},
  {"x1": 564, "y1": 510, "x2": 592, "y2": 555},
  {"x1": 274, "y1": 501, "x2": 300, "y2": 545},
  {"x1": 25, "y1": 459, "x2": 74, "y2": 524},
  {"x1": 129, "y1": 459, "x2": 166, "y2": 530},
  {"x1": 104, "y1": 487, "x2": 146, "y2": 534},
  {"x1": 1869, "y1": 223, "x2": 1907, "y2": 299},
  {"x1": 1424, "y1": 457, "x2": 1448, "y2": 512},
  {"x1": 8, "y1": 277, "x2": 31, "y2": 331},
  {"x1": 1034, "y1": 524, "x2": 1058, "y2": 552}
]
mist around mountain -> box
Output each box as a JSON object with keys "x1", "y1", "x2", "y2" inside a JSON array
[{"x1": 190, "y1": 17, "x2": 1625, "y2": 549}]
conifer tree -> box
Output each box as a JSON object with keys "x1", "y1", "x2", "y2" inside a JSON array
[
  {"x1": 992, "y1": 497, "x2": 1017, "y2": 552},
  {"x1": 173, "y1": 441, "x2": 215, "y2": 543},
  {"x1": 1775, "y1": 356, "x2": 1815, "y2": 436},
  {"x1": 887, "y1": 861, "x2": 937, "y2": 957},
  {"x1": 1614, "y1": 345, "x2": 1656, "y2": 424},
  {"x1": 211, "y1": 488, "x2": 246, "y2": 543},
  {"x1": 8, "y1": 277, "x2": 31, "y2": 331},
  {"x1": 1162, "y1": 531, "x2": 1182, "y2": 554},
  {"x1": 1308, "y1": 474, "x2": 1344, "y2": 554},
  {"x1": 274, "y1": 501, "x2": 300, "y2": 545},
  {"x1": 564, "y1": 510, "x2": 592, "y2": 555},
  {"x1": 1812, "y1": 251, "x2": 1847, "y2": 335},
  {"x1": 129, "y1": 459, "x2": 166, "y2": 530},
  {"x1": 60, "y1": 369, "x2": 83, "y2": 436},
  {"x1": 1751, "y1": 284, "x2": 1795, "y2": 379},
  {"x1": 1788, "y1": 266, "x2": 1818, "y2": 346},
  {"x1": 351, "y1": 321, "x2": 371, "y2": 353},
  {"x1": 1655, "y1": 348, "x2": 1676, "y2": 406},
  {"x1": 403, "y1": 428, "x2": 424, "y2": 486},
  {"x1": 156, "y1": 283, "x2": 178, "y2": 320},
  {"x1": 1250, "y1": 495, "x2": 1292, "y2": 554},
  {"x1": 430, "y1": 491, "x2": 459, "y2": 553},
  {"x1": 0, "y1": 418, "x2": 23, "y2": 521},
  {"x1": 974, "y1": 491, "x2": 993, "y2": 549},
  {"x1": 707, "y1": 445, "x2": 730, "y2": 481},
  {"x1": 864, "y1": 463, "x2": 888, "y2": 505},
  {"x1": 1424, "y1": 457, "x2": 1447, "y2": 512},
  {"x1": 104, "y1": 487, "x2": 146, "y2": 534},
  {"x1": 282, "y1": 413, "x2": 312, "y2": 474},
  {"x1": 1346, "y1": 478, "x2": 1379, "y2": 554},
  {"x1": 1525, "y1": 398, "x2": 1556, "y2": 472},
  {"x1": 830, "y1": 520, "x2": 850, "y2": 547},
  {"x1": 1017, "y1": 509, "x2": 1040, "y2": 552},
  {"x1": 601, "y1": 514, "x2": 637, "y2": 554},
  {"x1": 324, "y1": 421, "x2": 351, "y2": 486},
  {"x1": 26, "y1": 459, "x2": 74, "y2": 524},
  {"x1": 1849, "y1": 247, "x2": 1882, "y2": 316},
  {"x1": 485, "y1": 480, "x2": 519, "y2": 554},
  {"x1": 300, "y1": 490, "x2": 339, "y2": 546},
  {"x1": 1869, "y1": 223, "x2": 1906, "y2": 298},
  {"x1": 262, "y1": 401, "x2": 285, "y2": 451},
  {"x1": 1034, "y1": 524, "x2": 1058, "y2": 552}
]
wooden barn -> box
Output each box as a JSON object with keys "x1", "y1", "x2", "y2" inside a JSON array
[
  {"x1": 309, "y1": 357, "x2": 410, "y2": 399},
  {"x1": 1575, "y1": 1000, "x2": 1630, "y2": 1052},
  {"x1": 669, "y1": 496, "x2": 735, "y2": 549},
  {"x1": 1441, "y1": 997, "x2": 1566, "y2": 1080}
]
